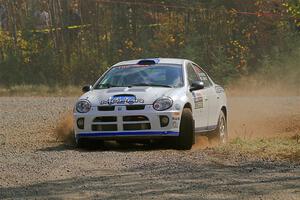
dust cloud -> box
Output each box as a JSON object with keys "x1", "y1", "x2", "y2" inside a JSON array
[
  {"x1": 54, "y1": 112, "x2": 75, "y2": 145},
  {"x1": 192, "y1": 74, "x2": 300, "y2": 150},
  {"x1": 54, "y1": 76, "x2": 300, "y2": 149},
  {"x1": 192, "y1": 136, "x2": 216, "y2": 151},
  {"x1": 227, "y1": 75, "x2": 300, "y2": 138}
]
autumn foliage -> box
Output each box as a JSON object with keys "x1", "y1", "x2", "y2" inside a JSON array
[{"x1": 0, "y1": 0, "x2": 299, "y2": 86}]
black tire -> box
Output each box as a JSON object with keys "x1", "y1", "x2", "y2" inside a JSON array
[
  {"x1": 208, "y1": 111, "x2": 228, "y2": 144},
  {"x1": 76, "y1": 138, "x2": 89, "y2": 149},
  {"x1": 174, "y1": 108, "x2": 195, "y2": 150},
  {"x1": 76, "y1": 138, "x2": 103, "y2": 149}
]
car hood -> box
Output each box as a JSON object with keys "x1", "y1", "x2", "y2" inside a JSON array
[{"x1": 79, "y1": 87, "x2": 183, "y2": 106}]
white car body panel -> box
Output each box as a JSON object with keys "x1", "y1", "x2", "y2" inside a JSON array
[{"x1": 73, "y1": 58, "x2": 227, "y2": 141}]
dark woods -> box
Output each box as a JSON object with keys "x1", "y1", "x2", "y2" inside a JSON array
[{"x1": 0, "y1": 0, "x2": 299, "y2": 86}]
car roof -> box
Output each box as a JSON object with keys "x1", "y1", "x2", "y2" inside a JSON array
[{"x1": 112, "y1": 58, "x2": 189, "y2": 67}]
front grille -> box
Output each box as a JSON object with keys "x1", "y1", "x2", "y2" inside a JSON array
[
  {"x1": 91, "y1": 114, "x2": 152, "y2": 132},
  {"x1": 126, "y1": 105, "x2": 145, "y2": 110},
  {"x1": 123, "y1": 123, "x2": 151, "y2": 131},
  {"x1": 123, "y1": 115, "x2": 151, "y2": 130},
  {"x1": 93, "y1": 116, "x2": 117, "y2": 122},
  {"x1": 98, "y1": 106, "x2": 115, "y2": 111},
  {"x1": 123, "y1": 116, "x2": 149, "y2": 122},
  {"x1": 92, "y1": 124, "x2": 118, "y2": 131}
]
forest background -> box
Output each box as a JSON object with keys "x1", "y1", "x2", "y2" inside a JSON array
[{"x1": 0, "y1": 0, "x2": 300, "y2": 89}]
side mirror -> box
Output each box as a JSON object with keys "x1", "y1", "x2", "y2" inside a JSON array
[
  {"x1": 82, "y1": 85, "x2": 92, "y2": 93},
  {"x1": 190, "y1": 81, "x2": 204, "y2": 92}
]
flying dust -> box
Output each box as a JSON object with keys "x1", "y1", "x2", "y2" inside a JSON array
[
  {"x1": 54, "y1": 111, "x2": 75, "y2": 145},
  {"x1": 193, "y1": 75, "x2": 300, "y2": 150},
  {"x1": 54, "y1": 76, "x2": 300, "y2": 149}
]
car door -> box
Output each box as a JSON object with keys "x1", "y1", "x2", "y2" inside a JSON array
[
  {"x1": 186, "y1": 63, "x2": 209, "y2": 131},
  {"x1": 192, "y1": 64, "x2": 219, "y2": 130}
]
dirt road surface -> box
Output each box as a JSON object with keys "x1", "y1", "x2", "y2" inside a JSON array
[{"x1": 0, "y1": 96, "x2": 300, "y2": 199}]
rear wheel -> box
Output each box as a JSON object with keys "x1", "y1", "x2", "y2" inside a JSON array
[
  {"x1": 208, "y1": 111, "x2": 227, "y2": 144},
  {"x1": 174, "y1": 108, "x2": 195, "y2": 150}
]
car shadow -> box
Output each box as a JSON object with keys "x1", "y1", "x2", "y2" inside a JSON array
[
  {"x1": 1, "y1": 161, "x2": 299, "y2": 199},
  {"x1": 38, "y1": 140, "x2": 172, "y2": 153}
]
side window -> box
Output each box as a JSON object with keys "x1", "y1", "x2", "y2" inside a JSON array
[
  {"x1": 192, "y1": 64, "x2": 212, "y2": 88},
  {"x1": 186, "y1": 63, "x2": 200, "y2": 85}
]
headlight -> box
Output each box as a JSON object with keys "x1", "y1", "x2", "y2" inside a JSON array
[
  {"x1": 153, "y1": 97, "x2": 173, "y2": 111},
  {"x1": 76, "y1": 100, "x2": 91, "y2": 113}
]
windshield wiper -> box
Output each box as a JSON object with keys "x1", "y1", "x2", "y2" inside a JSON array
[
  {"x1": 129, "y1": 83, "x2": 173, "y2": 88},
  {"x1": 97, "y1": 83, "x2": 119, "y2": 89}
]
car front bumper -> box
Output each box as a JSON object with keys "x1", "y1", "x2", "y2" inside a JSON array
[{"x1": 74, "y1": 104, "x2": 181, "y2": 140}]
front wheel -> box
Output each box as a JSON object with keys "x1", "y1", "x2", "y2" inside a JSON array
[
  {"x1": 76, "y1": 138, "x2": 90, "y2": 149},
  {"x1": 76, "y1": 138, "x2": 104, "y2": 149},
  {"x1": 208, "y1": 111, "x2": 228, "y2": 144},
  {"x1": 174, "y1": 108, "x2": 195, "y2": 150}
]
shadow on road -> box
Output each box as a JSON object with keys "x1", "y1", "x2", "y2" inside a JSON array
[
  {"x1": 1, "y1": 161, "x2": 299, "y2": 199},
  {"x1": 38, "y1": 140, "x2": 171, "y2": 153}
]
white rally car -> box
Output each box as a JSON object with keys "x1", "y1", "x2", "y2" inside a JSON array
[{"x1": 74, "y1": 58, "x2": 227, "y2": 149}]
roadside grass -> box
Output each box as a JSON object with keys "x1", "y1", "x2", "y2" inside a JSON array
[
  {"x1": 0, "y1": 85, "x2": 81, "y2": 97},
  {"x1": 216, "y1": 134, "x2": 300, "y2": 162}
]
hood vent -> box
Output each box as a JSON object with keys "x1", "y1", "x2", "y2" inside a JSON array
[{"x1": 137, "y1": 58, "x2": 159, "y2": 65}]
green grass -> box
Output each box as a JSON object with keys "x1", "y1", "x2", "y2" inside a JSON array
[
  {"x1": 216, "y1": 134, "x2": 300, "y2": 162},
  {"x1": 0, "y1": 85, "x2": 82, "y2": 97}
]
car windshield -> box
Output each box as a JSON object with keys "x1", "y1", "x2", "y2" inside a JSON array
[{"x1": 94, "y1": 64, "x2": 184, "y2": 89}]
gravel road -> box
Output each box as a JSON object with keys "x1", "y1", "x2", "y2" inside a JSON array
[{"x1": 0, "y1": 97, "x2": 300, "y2": 199}]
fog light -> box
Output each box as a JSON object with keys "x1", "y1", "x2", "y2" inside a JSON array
[
  {"x1": 77, "y1": 118, "x2": 84, "y2": 129},
  {"x1": 159, "y1": 116, "x2": 169, "y2": 127}
]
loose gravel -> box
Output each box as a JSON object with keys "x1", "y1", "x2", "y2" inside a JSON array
[{"x1": 0, "y1": 97, "x2": 299, "y2": 200}]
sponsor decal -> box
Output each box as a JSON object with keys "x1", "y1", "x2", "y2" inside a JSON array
[
  {"x1": 172, "y1": 112, "x2": 181, "y2": 121},
  {"x1": 215, "y1": 86, "x2": 225, "y2": 93},
  {"x1": 173, "y1": 121, "x2": 179, "y2": 128},
  {"x1": 100, "y1": 95, "x2": 144, "y2": 105},
  {"x1": 172, "y1": 112, "x2": 180, "y2": 128},
  {"x1": 192, "y1": 92, "x2": 204, "y2": 109},
  {"x1": 115, "y1": 64, "x2": 148, "y2": 69}
]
